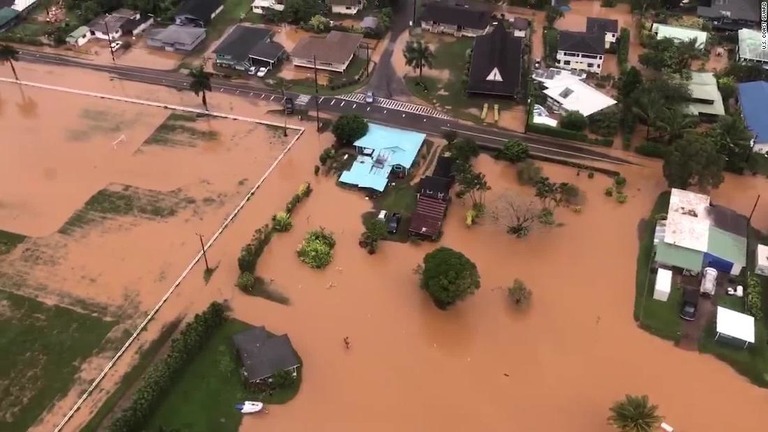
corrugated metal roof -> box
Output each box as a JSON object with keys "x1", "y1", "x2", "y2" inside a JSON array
[
  {"x1": 655, "y1": 242, "x2": 704, "y2": 272},
  {"x1": 737, "y1": 81, "x2": 768, "y2": 145},
  {"x1": 66, "y1": 25, "x2": 90, "y2": 41},
  {"x1": 707, "y1": 226, "x2": 747, "y2": 265},
  {"x1": 651, "y1": 23, "x2": 708, "y2": 48}
]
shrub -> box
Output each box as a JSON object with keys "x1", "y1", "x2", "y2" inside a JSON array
[
  {"x1": 236, "y1": 271, "x2": 256, "y2": 292},
  {"x1": 538, "y1": 208, "x2": 556, "y2": 225},
  {"x1": 272, "y1": 212, "x2": 293, "y2": 232},
  {"x1": 237, "y1": 225, "x2": 272, "y2": 273},
  {"x1": 613, "y1": 175, "x2": 627, "y2": 191},
  {"x1": 107, "y1": 302, "x2": 226, "y2": 432},
  {"x1": 516, "y1": 160, "x2": 543, "y2": 186},
  {"x1": 617, "y1": 27, "x2": 630, "y2": 69},
  {"x1": 528, "y1": 122, "x2": 589, "y2": 142},
  {"x1": 418, "y1": 247, "x2": 481, "y2": 310},
  {"x1": 495, "y1": 139, "x2": 529, "y2": 163},
  {"x1": 297, "y1": 228, "x2": 336, "y2": 269},
  {"x1": 587, "y1": 171, "x2": 595, "y2": 179},
  {"x1": 561, "y1": 183, "x2": 583, "y2": 206},
  {"x1": 635, "y1": 141, "x2": 668, "y2": 159},
  {"x1": 560, "y1": 111, "x2": 588, "y2": 132},
  {"x1": 601, "y1": 0, "x2": 617, "y2": 6},
  {"x1": 746, "y1": 275, "x2": 763, "y2": 320},
  {"x1": 616, "y1": 193, "x2": 628, "y2": 204},
  {"x1": 507, "y1": 279, "x2": 532, "y2": 308},
  {"x1": 319, "y1": 147, "x2": 335, "y2": 165},
  {"x1": 313, "y1": 165, "x2": 320, "y2": 176},
  {"x1": 588, "y1": 106, "x2": 620, "y2": 137},
  {"x1": 605, "y1": 187, "x2": 614, "y2": 197}
]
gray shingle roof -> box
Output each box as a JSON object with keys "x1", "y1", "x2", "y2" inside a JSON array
[
  {"x1": 586, "y1": 17, "x2": 618, "y2": 34},
  {"x1": 232, "y1": 326, "x2": 301, "y2": 382},
  {"x1": 175, "y1": 0, "x2": 223, "y2": 22},
  {"x1": 213, "y1": 25, "x2": 285, "y2": 62},
  {"x1": 558, "y1": 30, "x2": 605, "y2": 55},
  {"x1": 420, "y1": 1, "x2": 491, "y2": 31},
  {"x1": 697, "y1": 0, "x2": 760, "y2": 22}
]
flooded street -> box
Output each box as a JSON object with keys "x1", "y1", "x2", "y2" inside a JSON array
[{"x1": 2, "y1": 59, "x2": 768, "y2": 432}]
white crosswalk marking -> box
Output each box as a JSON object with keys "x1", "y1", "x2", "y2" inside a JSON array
[{"x1": 337, "y1": 93, "x2": 453, "y2": 119}]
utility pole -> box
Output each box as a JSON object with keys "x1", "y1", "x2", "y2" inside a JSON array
[
  {"x1": 196, "y1": 233, "x2": 210, "y2": 271},
  {"x1": 749, "y1": 195, "x2": 761, "y2": 223},
  {"x1": 104, "y1": 15, "x2": 116, "y2": 63},
  {"x1": 365, "y1": 43, "x2": 370, "y2": 78},
  {"x1": 313, "y1": 55, "x2": 320, "y2": 132},
  {"x1": 412, "y1": 0, "x2": 417, "y2": 27}
]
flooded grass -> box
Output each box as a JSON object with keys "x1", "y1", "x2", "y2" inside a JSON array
[
  {"x1": 58, "y1": 185, "x2": 189, "y2": 234},
  {"x1": 144, "y1": 319, "x2": 300, "y2": 432},
  {"x1": 0, "y1": 229, "x2": 27, "y2": 256},
  {"x1": 144, "y1": 112, "x2": 220, "y2": 147},
  {"x1": 80, "y1": 319, "x2": 183, "y2": 432},
  {"x1": 0, "y1": 289, "x2": 115, "y2": 432}
]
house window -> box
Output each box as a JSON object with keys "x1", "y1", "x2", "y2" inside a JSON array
[
  {"x1": 587, "y1": 63, "x2": 594, "y2": 68},
  {"x1": 563, "y1": 60, "x2": 571, "y2": 66},
  {"x1": 598, "y1": 56, "x2": 603, "y2": 60},
  {"x1": 582, "y1": 53, "x2": 597, "y2": 60}
]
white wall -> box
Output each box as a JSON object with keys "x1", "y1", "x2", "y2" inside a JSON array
[
  {"x1": 92, "y1": 29, "x2": 122, "y2": 40},
  {"x1": 331, "y1": 4, "x2": 360, "y2": 15},
  {"x1": 292, "y1": 57, "x2": 347, "y2": 72},
  {"x1": 251, "y1": 0, "x2": 284, "y2": 13},
  {"x1": 556, "y1": 51, "x2": 603, "y2": 73}
]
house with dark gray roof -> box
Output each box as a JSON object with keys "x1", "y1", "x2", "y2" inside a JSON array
[
  {"x1": 432, "y1": 155, "x2": 455, "y2": 183},
  {"x1": 467, "y1": 24, "x2": 524, "y2": 99},
  {"x1": 556, "y1": 31, "x2": 606, "y2": 74},
  {"x1": 174, "y1": 0, "x2": 224, "y2": 28},
  {"x1": 418, "y1": 175, "x2": 452, "y2": 201},
  {"x1": 232, "y1": 326, "x2": 301, "y2": 385},
  {"x1": 213, "y1": 25, "x2": 285, "y2": 72},
  {"x1": 585, "y1": 17, "x2": 618, "y2": 49},
  {"x1": 419, "y1": 1, "x2": 491, "y2": 37},
  {"x1": 510, "y1": 17, "x2": 528, "y2": 38},
  {"x1": 697, "y1": 0, "x2": 760, "y2": 30},
  {"x1": 147, "y1": 25, "x2": 207, "y2": 52}
]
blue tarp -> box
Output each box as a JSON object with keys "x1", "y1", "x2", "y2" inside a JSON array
[{"x1": 737, "y1": 81, "x2": 768, "y2": 144}]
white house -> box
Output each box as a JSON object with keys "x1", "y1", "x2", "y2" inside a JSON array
[
  {"x1": 736, "y1": 29, "x2": 768, "y2": 68},
  {"x1": 86, "y1": 9, "x2": 139, "y2": 41},
  {"x1": 328, "y1": 0, "x2": 364, "y2": 15},
  {"x1": 65, "y1": 26, "x2": 92, "y2": 46},
  {"x1": 585, "y1": 17, "x2": 618, "y2": 49},
  {"x1": 542, "y1": 79, "x2": 616, "y2": 117},
  {"x1": 251, "y1": 0, "x2": 284, "y2": 14},
  {"x1": 556, "y1": 30, "x2": 605, "y2": 74}
]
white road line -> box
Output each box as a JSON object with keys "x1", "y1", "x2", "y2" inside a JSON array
[
  {"x1": 270, "y1": 95, "x2": 275, "y2": 101},
  {"x1": 260, "y1": 94, "x2": 265, "y2": 99},
  {"x1": 367, "y1": 107, "x2": 371, "y2": 111},
  {"x1": 319, "y1": 97, "x2": 324, "y2": 103},
  {"x1": 340, "y1": 101, "x2": 345, "y2": 107},
  {"x1": 352, "y1": 103, "x2": 357, "y2": 108},
  {"x1": 330, "y1": 100, "x2": 336, "y2": 105}
]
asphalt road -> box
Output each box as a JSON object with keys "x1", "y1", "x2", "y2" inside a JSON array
[{"x1": 16, "y1": 49, "x2": 634, "y2": 165}]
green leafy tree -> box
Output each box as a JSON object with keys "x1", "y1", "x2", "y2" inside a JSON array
[
  {"x1": 441, "y1": 128, "x2": 458, "y2": 144},
  {"x1": 297, "y1": 228, "x2": 336, "y2": 269},
  {"x1": 495, "y1": 139, "x2": 529, "y2": 162},
  {"x1": 516, "y1": 160, "x2": 543, "y2": 186},
  {"x1": 639, "y1": 37, "x2": 698, "y2": 76},
  {"x1": 236, "y1": 272, "x2": 256, "y2": 292},
  {"x1": 720, "y1": 62, "x2": 768, "y2": 83},
  {"x1": 0, "y1": 44, "x2": 20, "y2": 81},
  {"x1": 588, "y1": 106, "x2": 620, "y2": 137},
  {"x1": 711, "y1": 114, "x2": 754, "y2": 173},
  {"x1": 418, "y1": 247, "x2": 481, "y2": 309},
  {"x1": 618, "y1": 66, "x2": 643, "y2": 101},
  {"x1": 332, "y1": 114, "x2": 369, "y2": 146},
  {"x1": 544, "y1": 6, "x2": 564, "y2": 27},
  {"x1": 270, "y1": 369, "x2": 296, "y2": 388},
  {"x1": 607, "y1": 394, "x2": 663, "y2": 432},
  {"x1": 448, "y1": 137, "x2": 479, "y2": 163},
  {"x1": 717, "y1": 75, "x2": 737, "y2": 103},
  {"x1": 631, "y1": 91, "x2": 663, "y2": 139},
  {"x1": 456, "y1": 168, "x2": 491, "y2": 207},
  {"x1": 308, "y1": 14, "x2": 330, "y2": 32},
  {"x1": 282, "y1": 0, "x2": 323, "y2": 24},
  {"x1": 360, "y1": 218, "x2": 387, "y2": 253},
  {"x1": 403, "y1": 39, "x2": 434, "y2": 84},
  {"x1": 188, "y1": 65, "x2": 212, "y2": 111},
  {"x1": 272, "y1": 212, "x2": 293, "y2": 232},
  {"x1": 559, "y1": 111, "x2": 588, "y2": 132},
  {"x1": 663, "y1": 134, "x2": 725, "y2": 191}
]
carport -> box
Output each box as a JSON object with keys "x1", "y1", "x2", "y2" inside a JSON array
[{"x1": 715, "y1": 306, "x2": 755, "y2": 348}]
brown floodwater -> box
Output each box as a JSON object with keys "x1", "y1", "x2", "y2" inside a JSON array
[{"x1": 3, "y1": 61, "x2": 768, "y2": 432}]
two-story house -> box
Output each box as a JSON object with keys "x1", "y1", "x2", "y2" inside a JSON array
[
  {"x1": 419, "y1": 1, "x2": 491, "y2": 37},
  {"x1": 251, "y1": 0, "x2": 284, "y2": 14},
  {"x1": 697, "y1": 0, "x2": 760, "y2": 31},
  {"x1": 213, "y1": 25, "x2": 285, "y2": 72},
  {"x1": 556, "y1": 31, "x2": 605, "y2": 74},
  {"x1": 585, "y1": 17, "x2": 618, "y2": 50},
  {"x1": 328, "y1": 0, "x2": 365, "y2": 15}
]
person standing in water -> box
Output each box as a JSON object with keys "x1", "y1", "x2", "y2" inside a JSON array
[{"x1": 343, "y1": 337, "x2": 351, "y2": 349}]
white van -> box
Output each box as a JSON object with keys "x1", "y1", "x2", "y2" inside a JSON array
[{"x1": 700, "y1": 267, "x2": 717, "y2": 296}]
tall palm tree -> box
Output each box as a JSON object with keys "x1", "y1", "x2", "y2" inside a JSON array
[
  {"x1": 545, "y1": 6, "x2": 565, "y2": 27},
  {"x1": 655, "y1": 106, "x2": 699, "y2": 144},
  {"x1": 674, "y1": 38, "x2": 700, "y2": 72},
  {"x1": 188, "y1": 65, "x2": 212, "y2": 111},
  {"x1": 0, "y1": 44, "x2": 20, "y2": 81},
  {"x1": 631, "y1": 92, "x2": 663, "y2": 139},
  {"x1": 607, "y1": 394, "x2": 663, "y2": 432},
  {"x1": 403, "y1": 39, "x2": 434, "y2": 85}
]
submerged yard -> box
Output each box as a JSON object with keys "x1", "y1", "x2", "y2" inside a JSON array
[{"x1": 0, "y1": 290, "x2": 115, "y2": 431}]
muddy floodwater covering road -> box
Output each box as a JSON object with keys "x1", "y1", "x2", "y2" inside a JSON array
[{"x1": 1, "y1": 61, "x2": 768, "y2": 432}]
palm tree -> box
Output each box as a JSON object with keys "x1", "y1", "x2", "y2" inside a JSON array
[
  {"x1": 545, "y1": 6, "x2": 564, "y2": 27},
  {"x1": 674, "y1": 38, "x2": 700, "y2": 72},
  {"x1": 607, "y1": 394, "x2": 663, "y2": 432},
  {"x1": 403, "y1": 39, "x2": 434, "y2": 85},
  {"x1": 631, "y1": 92, "x2": 663, "y2": 139},
  {"x1": 0, "y1": 44, "x2": 20, "y2": 81},
  {"x1": 655, "y1": 106, "x2": 699, "y2": 144},
  {"x1": 188, "y1": 65, "x2": 212, "y2": 111}
]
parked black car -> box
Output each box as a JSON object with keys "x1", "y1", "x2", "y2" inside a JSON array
[
  {"x1": 387, "y1": 213, "x2": 402, "y2": 234},
  {"x1": 680, "y1": 289, "x2": 699, "y2": 321},
  {"x1": 284, "y1": 97, "x2": 294, "y2": 114}
]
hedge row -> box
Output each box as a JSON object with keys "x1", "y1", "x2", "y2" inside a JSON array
[
  {"x1": 528, "y1": 122, "x2": 613, "y2": 147},
  {"x1": 746, "y1": 275, "x2": 763, "y2": 320},
  {"x1": 617, "y1": 27, "x2": 630, "y2": 70},
  {"x1": 634, "y1": 141, "x2": 668, "y2": 159},
  {"x1": 107, "y1": 302, "x2": 227, "y2": 432}
]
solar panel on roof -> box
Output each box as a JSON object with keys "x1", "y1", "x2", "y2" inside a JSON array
[
  {"x1": 545, "y1": 69, "x2": 556, "y2": 80},
  {"x1": 554, "y1": 69, "x2": 562, "y2": 75},
  {"x1": 559, "y1": 87, "x2": 574, "y2": 98}
]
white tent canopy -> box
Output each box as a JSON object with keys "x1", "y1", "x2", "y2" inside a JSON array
[
  {"x1": 715, "y1": 306, "x2": 755, "y2": 348},
  {"x1": 653, "y1": 268, "x2": 672, "y2": 301}
]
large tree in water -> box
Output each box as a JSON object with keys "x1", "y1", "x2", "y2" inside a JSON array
[{"x1": 188, "y1": 65, "x2": 212, "y2": 111}]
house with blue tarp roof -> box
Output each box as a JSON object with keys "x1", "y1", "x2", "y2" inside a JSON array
[
  {"x1": 338, "y1": 123, "x2": 426, "y2": 192},
  {"x1": 736, "y1": 81, "x2": 768, "y2": 154}
]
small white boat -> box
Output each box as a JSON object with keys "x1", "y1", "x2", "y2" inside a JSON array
[{"x1": 235, "y1": 401, "x2": 264, "y2": 414}]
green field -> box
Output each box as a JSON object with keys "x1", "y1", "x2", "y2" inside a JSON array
[
  {"x1": 0, "y1": 290, "x2": 115, "y2": 431},
  {"x1": 145, "y1": 319, "x2": 301, "y2": 432}
]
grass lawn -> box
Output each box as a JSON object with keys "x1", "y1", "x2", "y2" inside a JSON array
[
  {"x1": 404, "y1": 37, "x2": 517, "y2": 123},
  {"x1": 0, "y1": 290, "x2": 115, "y2": 431},
  {"x1": 191, "y1": 0, "x2": 255, "y2": 54},
  {"x1": 0, "y1": 229, "x2": 27, "y2": 256},
  {"x1": 361, "y1": 182, "x2": 418, "y2": 243},
  {"x1": 144, "y1": 319, "x2": 301, "y2": 432},
  {"x1": 80, "y1": 320, "x2": 183, "y2": 432},
  {"x1": 635, "y1": 191, "x2": 768, "y2": 387}
]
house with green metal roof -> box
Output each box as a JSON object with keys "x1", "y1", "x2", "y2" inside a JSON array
[
  {"x1": 66, "y1": 26, "x2": 92, "y2": 47},
  {"x1": 651, "y1": 23, "x2": 708, "y2": 49},
  {"x1": 686, "y1": 71, "x2": 725, "y2": 120},
  {"x1": 0, "y1": 7, "x2": 19, "y2": 33},
  {"x1": 654, "y1": 189, "x2": 747, "y2": 276}
]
